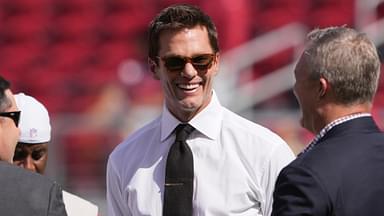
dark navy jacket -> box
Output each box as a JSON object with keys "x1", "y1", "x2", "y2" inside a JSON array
[{"x1": 272, "y1": 117, "x2": 384, "y2": 216}]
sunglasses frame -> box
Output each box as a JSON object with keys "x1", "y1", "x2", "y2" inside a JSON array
[
  {"x1": 158, "y1": 53, "x2": 216, "y2": 72},
  {"x1": 0, "y1": 111, "x2": 21, "y2": 127}
]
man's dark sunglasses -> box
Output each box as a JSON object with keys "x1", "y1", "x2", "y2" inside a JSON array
[
  {"x1": 158, "y1": 53, "x2": 216, "y2": 72},
  {"x1": 0, "y1": 111, "x2": 20, "y2": 127}
]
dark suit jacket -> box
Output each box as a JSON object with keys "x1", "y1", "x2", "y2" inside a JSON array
[
  {"x1": 272, "y1": 116, "x2": 384, "y2": 216},
  {"x1": 0, "y1": 161, "x2": 67, "y2": 216}
]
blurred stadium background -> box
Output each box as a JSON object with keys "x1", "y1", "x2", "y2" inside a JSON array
[{"x1": 0, "y1": 0, "x2": 383, "y2": 214}]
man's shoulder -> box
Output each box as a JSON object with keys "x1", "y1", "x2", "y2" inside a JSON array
[
  {"x1": 281, "y1": 130, "x2": 384, "y2": 205},
  {"x1": 301, "y1": 122, "x2": 384, "y2": 167},
  {"x1": 0, "y1": 161, "x2": 59, "y2": 198},
  {"x1": 222, "y1": 107, "x2": 287, "y2": 143},
  {"x1": 0, "y1": 162, "x2": 66, "y2": 215},
  {"x1": 108, "y1": 117, "x2": 160, "y2": 161},
  {"x1": 286, "y1": 135, "x2": 363, "y2": 179},
  {"x1": 220, "y1": 108, "x2": 293, "y2": 163},
  {"x1": 221, "y1": 107, "x2": 264, "y2": 129}
]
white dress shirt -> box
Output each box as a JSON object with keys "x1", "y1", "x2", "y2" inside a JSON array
[{"x1": 107, "y1": 92, "x2": 295, "y2": 216}]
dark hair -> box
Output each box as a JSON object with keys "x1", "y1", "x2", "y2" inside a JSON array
[
  {"x1": 0, "y1": 76, "x2": 11, "y2": 112},
  {"x1": 148, "y1": 4, "x2": 220, "y2": 61}
]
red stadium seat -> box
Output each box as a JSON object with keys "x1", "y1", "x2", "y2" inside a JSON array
[
  {"x1": 52, "y1": 12, "x2": 101, "y2": 39},
  {"x1": 0, "y1": 42, "x2": 43, "y2": 70},
  {"x1": 377, "y1": 1, "x2": 384, "y2": 18},
  {"x1": 101, "y1": 0, "x2": 156, "y2": 40},
  {"x1": 96, "y1": 40, "x2": 138, "y2": 68},
  {"x1": 48, "y1": 41, "x2": 94, "y2": 70},
  {"x1": 201, "y1": 0, "x2": 254, "y2": 50},
  {"x1": 307, "y1": 0, "x2": 354, "y2": 28},
  {"x1": 256, "y1": 0, "x2": 309, "y2": 33},
  {"x1": 2, "y1": 13, "x2": 49, "y2": 41}
]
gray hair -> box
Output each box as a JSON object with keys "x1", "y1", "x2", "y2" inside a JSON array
[{"x1": 304, "y1": 26, "x2": 381, "y2": 104}]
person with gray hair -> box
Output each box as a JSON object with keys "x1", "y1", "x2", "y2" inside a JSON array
[
  {"x1": 272, "y1": 26, "x2": 384, "y2": 216},
  {"x1": 0, "y1": 76, "x2": 67, "y2": 215}
]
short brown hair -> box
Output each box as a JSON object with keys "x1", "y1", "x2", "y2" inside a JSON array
[{"x1": 148, "y1": 4, "x2": 220, "y2": 61}]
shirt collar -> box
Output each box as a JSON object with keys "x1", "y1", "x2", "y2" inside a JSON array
[
  {"x1": 299, "y1": 112, "x2": 371, "y2": 156},
  {"x1": 160, "y1": 90, "x2": 223, "y2": 142}
]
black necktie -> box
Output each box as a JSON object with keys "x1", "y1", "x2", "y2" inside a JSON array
[{"x1": 163, "y1": 124, "x2": 195, "y2": 216}]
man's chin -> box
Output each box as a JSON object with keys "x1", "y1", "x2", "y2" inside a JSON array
[
  {"x1": 180, "y1": 103, "x2": 198, "y2": 112},
  {"x1": 178, "y1": 98, "x2": 199, "y2": 109}
]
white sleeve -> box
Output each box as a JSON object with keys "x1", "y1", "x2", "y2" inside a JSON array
[
  {"x1": 261, "y1": 141, "x2": 295, "y2": 216},
  {"x1": 107, "y1": 156, "x2": 131, "y2": 216}
]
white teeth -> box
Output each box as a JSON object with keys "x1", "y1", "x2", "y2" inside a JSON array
[{"x1": 178, "y1": 83, "x2": 199, "y2": 90}]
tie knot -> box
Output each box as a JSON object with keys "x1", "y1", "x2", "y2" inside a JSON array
[{"x1": 175, "y1": 124, "x2": 195, "y2": 141}]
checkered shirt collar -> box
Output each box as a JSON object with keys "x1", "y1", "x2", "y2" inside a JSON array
[{"x1": 298, "y1": 113, "x2": 371, "y2": 156}]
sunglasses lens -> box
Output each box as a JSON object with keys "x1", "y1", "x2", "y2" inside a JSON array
[
  {"x1": 0, "y1": 111, "x2": 20, "y2": 127},
  {"x1": 191, "y1": 55, "x2": 214, "y2": 70},
  {"x1": 13, "y1": 112, "x2": 20, "y2": 127},
  {"x1": 164, "y1": 57, "x2": 186, "y2": 71},
  {"x1": 161, "y1": 54, "x2": 215, "y2": 72}
]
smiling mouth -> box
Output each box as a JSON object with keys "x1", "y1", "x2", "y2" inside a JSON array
[{"x1": 177, "y1": 83, "x2": 200, "y2": 91}]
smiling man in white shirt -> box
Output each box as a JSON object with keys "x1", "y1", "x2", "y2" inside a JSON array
[{"x1": 107, "y1": 4, "x2": 295, "y2": 216}]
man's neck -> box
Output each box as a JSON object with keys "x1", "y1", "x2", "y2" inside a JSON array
[{"x1": 316, "y1": 102, "x2": 372, "y2": 133}]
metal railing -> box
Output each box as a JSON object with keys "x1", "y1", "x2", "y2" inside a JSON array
[{"x1": 216, "y1": 16, "x2": 384, "y2": 113}]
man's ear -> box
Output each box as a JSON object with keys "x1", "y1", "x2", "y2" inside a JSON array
[
  {"x1": 148, "y1": 58, "x2": 160, "y2": 80},
  {"x1": 212, "y1": 53, "x2": 220, "y2": 76},
  {"x1": 319, "y1": 77, "x2": 329, "y2": 98}
]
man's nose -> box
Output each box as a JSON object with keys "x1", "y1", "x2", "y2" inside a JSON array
[
  {"x1": 22, "y1": 156, "x2": 36, "y2": 173},
  {"x1": 181, "y1": 63, "x2": 198, "y2": 78}
]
